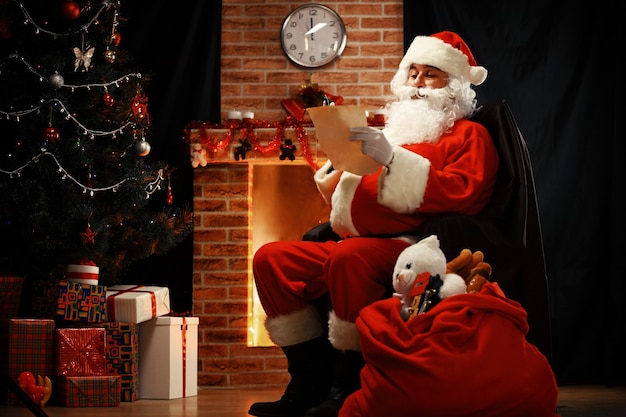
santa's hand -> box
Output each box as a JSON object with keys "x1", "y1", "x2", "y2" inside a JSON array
[{"x1": 349, "y1": 127, "x2": 393, "y2": 166}]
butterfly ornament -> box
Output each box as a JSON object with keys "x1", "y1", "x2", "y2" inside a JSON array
[{"x1": 73, "y1": 46, "x2": 95, "y2": 72}]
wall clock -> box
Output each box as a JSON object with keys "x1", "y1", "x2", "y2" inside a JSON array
[{"x1": 280, "y1": 4, "x2": 347, "y2": 68}]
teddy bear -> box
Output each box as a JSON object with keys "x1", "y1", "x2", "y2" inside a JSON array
[
  {"x1": 190, "y1": 143, "x2": 208, "y2": 168},
  {"x1": 392, "y1": 235, "x2": 467, "y2": 320},
  {"x1": 279, "y1": 139, "x2": 296, "y2": 161}
]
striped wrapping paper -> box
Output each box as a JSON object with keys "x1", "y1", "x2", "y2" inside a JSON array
[
  {"x1": 106, "y1": 285, "x2": 170, "y2": 324},
  {"x1": 0, "y1": 319, "x2": 55, "y2": 405},
  {"x1": 55, "y1": 376, "x2": 120, "y2": 407},
  {"x1": 56, "y1": 327, "x2": 106, "y2": 377}
]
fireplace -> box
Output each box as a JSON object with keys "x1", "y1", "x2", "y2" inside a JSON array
[{"x1": 190, "y1": 126, "x2": 329, "y2": 347}]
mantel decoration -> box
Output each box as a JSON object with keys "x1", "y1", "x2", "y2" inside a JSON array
[
  {"x1": 183, "y1": 116, "x2": 320, "y2": 171},
  {"x1": 280, "y1": 74, "x2": 343, "y2": 121},
  {"x1": 185, "y1": 76, "x2": 349, "y2": 170}
]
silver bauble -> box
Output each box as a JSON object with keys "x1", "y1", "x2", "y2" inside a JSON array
[
  {"x1": 135, "y1": 140, "x2": 151, "y2": 156},
  {"x1": 49, "y1": 73, "x2": 65, "y2": 90}
]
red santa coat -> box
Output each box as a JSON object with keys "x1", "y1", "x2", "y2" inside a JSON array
[
  {"x1": 339, "y1": 282, "x2": 559, "y2": 417},
  {"x1": 315, "y1": 118, "x2": 498, "y2": 238},
  {"x1": 253, "y1": 116, "x2": 500, "y2": 347}
]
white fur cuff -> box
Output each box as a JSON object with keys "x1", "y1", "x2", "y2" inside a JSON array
[
  {"x1": 328, "y1": 311, "x2": 362, "y2": 352},
  {"x1": 378, "y1": 147, "x2": 430, "y2": 213},
  {"x1": 265, "y1": 305, "x2": 324, "y2": 347}
]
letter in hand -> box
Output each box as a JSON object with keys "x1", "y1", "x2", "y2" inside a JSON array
[{"x1": 349, "y1": 127, "x2": 393, "y2": 166}]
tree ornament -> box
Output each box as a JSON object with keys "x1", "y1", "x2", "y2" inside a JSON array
[
  {"x1": 41, "y1": 126, "x2": 60, "y2": 143},
  {"x1": 166, "y1": 177, "x2": 174, "y2": 205},
  {"x1": 135, "y1": 139, "x2": 151, "y2": 156},
  {"x1": 48, "y1": 73, "x2": 65, "y2": 90},
  {"x1": 80, "y1": 223, "x2": 98, "y2": 245},
  {"x1": 102, "y1": 92, "x2": 114, "y2": 107},
  {"x1": 73, "y1": 46, "x2": 95, "y2": 72},
  {"x1": 104, "y1": 49, "x2": 116, "y2": 63},
  {"x1": 131, "y1": 92, "x2": 150, "y2": 124},
  {"x1": 61, "y1": 1, "x2": 81, "y2": 21},
  {"x1": 110, "y1": 32, "x2": 122, "y2": 47}
]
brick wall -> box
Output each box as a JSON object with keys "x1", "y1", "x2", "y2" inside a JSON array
[{"x1": 194, "y1": 0, "x2": 404, "y2": 388}]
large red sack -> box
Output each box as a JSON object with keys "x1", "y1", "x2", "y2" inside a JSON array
[{"x1": 340, "y1": 282, "x2": 558, "y2": 417}]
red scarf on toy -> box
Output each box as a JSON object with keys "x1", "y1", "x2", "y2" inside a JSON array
[{"x1": 340, "y1": 282, "x2": 559, "y2": 417}]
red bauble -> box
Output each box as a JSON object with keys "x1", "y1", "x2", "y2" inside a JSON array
[
  {"x1": 42, "y1": 126, "x2": 60, "y2": 143},
  {"x1": 61, "y1": 1, "x2": 81, "y2": 21},
  {"x1": 166, "y1": 186, "x2": 174, "y2": 205},
  {"x1": 111, "y1": 32, "x2": 122, "y2": 47},
  {"x1": 102, "y1": 93, "x2": 114, "y2": 107}
]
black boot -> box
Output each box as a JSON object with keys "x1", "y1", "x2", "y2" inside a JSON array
[
  {"x1": 248, "y1": 337, "x2": 335, "y2": 417},
  {"x1": 303, "y1": 350, "x2": 365, "y2": 417}
]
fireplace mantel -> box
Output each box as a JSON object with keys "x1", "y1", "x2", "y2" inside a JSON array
[{"x1": 188, "y1": 126, "x2": 326, "y2": 168}]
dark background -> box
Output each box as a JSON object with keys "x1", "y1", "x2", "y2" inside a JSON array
[{"x1": 121, "y1": 0, "x2": 624, "y2": 385}]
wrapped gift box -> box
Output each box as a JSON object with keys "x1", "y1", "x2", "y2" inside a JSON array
[
  {"x1": 0, "y1": 276, "x2": 24, "y2": 319},
  {"x1": 138, "y1": 316, "x2": 198, "y2": 399},
  {"x1": 89, "y1": 321, "x2": 139, "y2": 402},
  {"x1": 55, "y1": 280, "x2": 107, "y2": 323},
  {"x1": 56, "y1": 327, "x2": 106, "y2": 376},
  {"x1": 0, "y1": 319, "x2": 55, "y2": 405},
  {"x1": 66, "y1": 260, "x2": 99, "y2": 286},
  {"x1": 55, "y1": 375, "x2": 120, "y2": 407},
  {"x1": 30, "y1": 278, "x2": 61, "y2": 319},
  {"x1": 106, "y1": 285, "x2": 170, "y2": 324}
]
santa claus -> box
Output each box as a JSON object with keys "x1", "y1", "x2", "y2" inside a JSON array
[{"x1": 249, "y1": 31, "x2": 499, "y2": 417}]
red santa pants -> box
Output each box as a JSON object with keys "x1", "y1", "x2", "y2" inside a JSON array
[{"x1": 253, "y1": 237, "x2": 411, "y2": 322}]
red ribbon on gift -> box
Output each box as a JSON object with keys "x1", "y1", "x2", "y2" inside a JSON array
[
  {"x1": 182, "y1": 316, "x2": 187, "y2": 398},
  {"x1": 68, "y1": 271, "x2": 99, "y2": 280},
  {"x1": 106, "y1": 285, "x2": 157, "y2": 322}
]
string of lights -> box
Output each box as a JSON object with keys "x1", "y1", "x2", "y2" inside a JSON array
[
  {"x1": 1, "y1": 53, "x2": 143, "y2": 94},
  {"x1": 10, "y1": 0, "x2": 114, "y2": 38},
  {"x1": 0, "y1": 149, "x2": 164, "y2": 197},
  {"x1": 1, "y1": 97, "x2": 135, "y2": 138}
]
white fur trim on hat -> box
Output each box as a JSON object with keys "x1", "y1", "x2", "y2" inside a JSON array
[{"x1": 391, "y1": 31, "x2": 487, "y2": 94}]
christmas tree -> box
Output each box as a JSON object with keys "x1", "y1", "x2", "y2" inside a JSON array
[{"x1": 0, "y1": 0, "x2": 193, "y2": 285}]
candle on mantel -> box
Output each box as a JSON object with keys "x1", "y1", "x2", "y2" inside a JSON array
[
  {"x1": 242, "y1": 111, "x2": 254, "y2": 123},
  {"x1": 227, "y1": 111, "x2": 242, "y2": 123}
]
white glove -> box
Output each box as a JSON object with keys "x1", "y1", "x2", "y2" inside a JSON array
[{"x1": 349, "y1": 126, "x2": 394, "y2": 166}]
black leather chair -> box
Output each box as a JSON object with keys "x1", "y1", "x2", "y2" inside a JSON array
[{"x1": 303, "y1": 100, "x2": 553, "y2": 364}]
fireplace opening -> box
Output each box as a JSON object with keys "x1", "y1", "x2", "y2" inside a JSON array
[{"x1": 248, "y1": 163, "x2": 330, "y2": 346}]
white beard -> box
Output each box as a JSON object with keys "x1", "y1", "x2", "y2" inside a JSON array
[{"x1": 383, "y1": 83, "x2": 472, "y2": 146}]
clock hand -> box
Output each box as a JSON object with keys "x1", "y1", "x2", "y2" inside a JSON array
[
  {"x1": 305, "y1": 23, "x2": 327, "y2": 36},
  {"x1": 310, "y1": 18, "x2": 314, "y2": 41}
]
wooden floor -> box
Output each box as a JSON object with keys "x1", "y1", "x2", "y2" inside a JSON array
[{"x1": 1, "y1": 385, "x2": 625, "y2": 417}]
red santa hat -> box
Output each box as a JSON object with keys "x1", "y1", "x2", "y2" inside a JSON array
[{"x1": 391, "y1": 31, "x2": 487, "y2": 93}]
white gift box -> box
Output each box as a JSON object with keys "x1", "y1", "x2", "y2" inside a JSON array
[
  {"x1": 106, "y1": 285, "x2": 170, "y2": 324},
  {"x1": 138, "y1": 316, "x2": 198, "y2": 399}
]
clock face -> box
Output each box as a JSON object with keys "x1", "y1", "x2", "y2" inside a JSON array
[{"x1": 280, "y1": 4, "x2": 347, "y2": 68}]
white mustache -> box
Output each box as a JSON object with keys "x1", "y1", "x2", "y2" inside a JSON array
[{"x1": 394, "y1": 86, "x2": 429, "y2": 100}]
